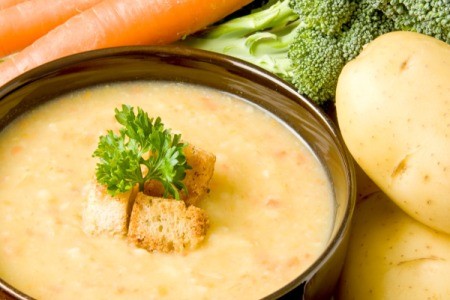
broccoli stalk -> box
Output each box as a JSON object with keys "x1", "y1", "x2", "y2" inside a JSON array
[
  {"x1": 183, "y1": 0, "x2": 300, "y2": 82},
  {"x1": 181, "y1": 0, "x2": 450, "y2": 105}
]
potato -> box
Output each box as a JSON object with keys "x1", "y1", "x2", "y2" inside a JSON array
[
  {"x1": 337, "y1": 191, "x2": 450, "y2": 299},
  {"x1": 336, "y1": 31, "x2": 450, "y2": 234}
]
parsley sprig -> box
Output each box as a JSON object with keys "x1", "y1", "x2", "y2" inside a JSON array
[{"x1": 93, "y1": 105, "x2": 189, "y2": 199}]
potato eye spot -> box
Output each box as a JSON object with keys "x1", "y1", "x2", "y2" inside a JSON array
[
  {"x1": 391, "y1": 154, "x2": 411, "y2": 178},
  {"x1": 399, "y1": 57, "x2": 410, "y2": 71}
]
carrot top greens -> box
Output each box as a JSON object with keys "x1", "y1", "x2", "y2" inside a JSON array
[{"x1": 93, "y1": 105, "x2": 189, "y2": 199}]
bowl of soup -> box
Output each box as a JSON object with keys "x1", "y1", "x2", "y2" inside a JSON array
[{"x1": 0, "y1": 46, "x2": 356, "y2": 300}]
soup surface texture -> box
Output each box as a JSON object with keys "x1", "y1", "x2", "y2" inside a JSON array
[{"x1": 0, "y1": 82, "x2": 334, "y2": 299}]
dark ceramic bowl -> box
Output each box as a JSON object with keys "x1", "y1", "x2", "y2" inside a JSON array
[{"x1": 0, "y1": 46, "x2": 356, "y2": 300}]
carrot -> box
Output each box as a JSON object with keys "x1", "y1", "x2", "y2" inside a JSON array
[
  {"x1": 0, "y1": 0, "x2": 25, "y2": 10},
  {"x1": 0, "y1": 0, "x2": 104, "y2": 57},
  {"x1": 0, "y1": 0, "x2": 252, "y2": 87}
]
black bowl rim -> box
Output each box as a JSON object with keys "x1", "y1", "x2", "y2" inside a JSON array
[{"x1": 0, "y1": 45, "x2": 356, "y2": 300}]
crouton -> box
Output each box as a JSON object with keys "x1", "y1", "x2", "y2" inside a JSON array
[
  {"x1": 82, "y1": 180, "x2": 137, "y2": 236},
  {"x1": 182, "y1": 144, "x2": 216, "y2": 205},
  {"x1": 142, "y1": 179, "x2": 165, "y2": 198},
  {"x1": 128, "y1": 193, "x2": 209, "y2": 253},
  {"x1": 144, "y1": 144, "x2": 216, "y2": 206}
]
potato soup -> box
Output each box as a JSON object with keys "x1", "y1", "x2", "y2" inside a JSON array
[{"x1": 0, "y1": 81, "x2": 334, "y2": 299}]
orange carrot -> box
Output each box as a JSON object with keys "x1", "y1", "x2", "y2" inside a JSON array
[
  {"x1": 0, "y1": 0, "x2": 104, "y2": 57},
  {"x1": 0, "y1": 0, "x2": 25, "y2": 10},
  {"x1": 0, "y1": 0, "x2": 252, "y2": 87}
]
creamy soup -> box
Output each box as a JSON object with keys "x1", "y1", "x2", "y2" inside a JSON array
[{"x1": 0, "y1": 82, "x2": 334, "y2": 299}]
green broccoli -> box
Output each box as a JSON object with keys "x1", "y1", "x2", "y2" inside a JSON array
[
  {"x1": 181, "y1": 0, "x2": 450, "y2": 105},
  {"x1": 376, "y1": 0, "x2": 450, "y2": 43},
  {"x1": 288, "y1": 28, "x2": 346, "y2": 102},
  {"x1": 289, "y1": 0, "x2": 395, "y2": 102},
  {"x1": 340, "y1": 1, "x2": 395, "y2": 61},
  {"x1": 289, "y1": 0, "x2": 356, "y2": 35}
]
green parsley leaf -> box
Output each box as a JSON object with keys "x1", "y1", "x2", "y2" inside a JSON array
[{"x1": 93, "y1": 104, "x2": 189, "y2": 199}]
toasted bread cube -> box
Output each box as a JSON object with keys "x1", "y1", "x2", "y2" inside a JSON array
[
  {"x1": 144, "y1": 144, "x2": 216, "y2": 206},
  {"x1": 82, "y1": 181, "x2": 137, "y2": 236},
  {"x1": 128, "y1": 193, "x2": 209, "y2": 253},
  {"x1": 182, "y1": 144, "x2": 216, "y2": 205}
]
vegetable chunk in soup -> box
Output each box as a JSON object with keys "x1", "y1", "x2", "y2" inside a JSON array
[{"x1": 0, "y1": 82, "x2": 334, "y2": 299}]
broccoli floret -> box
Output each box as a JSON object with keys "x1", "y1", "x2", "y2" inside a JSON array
[
  {"x1": 340, "y1": 1, "x2": 395, "y2": 61},
  {"x1": 289, "y1": 0, "x2": 357, "y2": 35},
  {"x1": 376, "y1": 0, "x2": 450, "y2": 43},
  {"x1": 181, "y1": 0, "x2": 450, "y2": 105},
  {"x1": 289, "y1": 0, "x2": 394, "y2": 103},
  {"x1": 289, "y1": 28, "x2": 346, "y2": 103}
]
